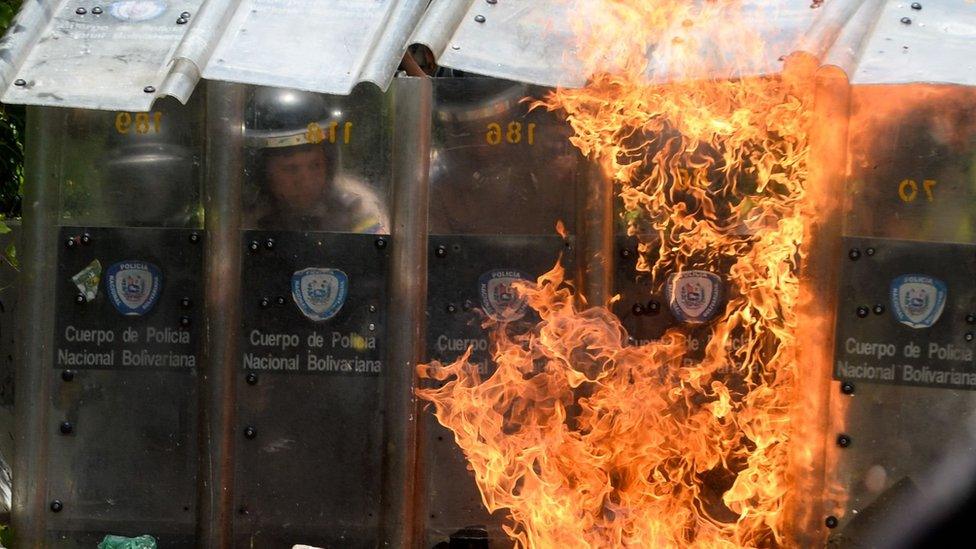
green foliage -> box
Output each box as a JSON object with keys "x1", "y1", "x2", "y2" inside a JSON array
[
  {"x1": 0, "y1": 0, "x2": 23, "y2": 274},
  {"x1": 0, "y1": 0, "x2": 23, "y2": 220}
]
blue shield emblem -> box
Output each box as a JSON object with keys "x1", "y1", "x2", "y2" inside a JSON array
[
  {"x1": 108, "y1": 0, "x2": 168, "y2": 22},
  {"x1": 106, "y1": 261, "x2": 162, "y2": 316},
  {"x1": 292, "y1": 268, "x2": 348, "y2": 322},
  {"x1": 479, "y1": 269, "x2": 531, "y2": 322},
  {"x1": 666, "y1": 270, "x2": 723, "y2": 323},
  {"x1": 891, "y1": 274, "x2": 947, "y2": 329}
]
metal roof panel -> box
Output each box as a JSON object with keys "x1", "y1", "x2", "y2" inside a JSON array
[{"x1": 1, "y1": 0, "x2": 975, "y2": 111}]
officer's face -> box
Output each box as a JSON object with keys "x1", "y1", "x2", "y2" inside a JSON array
[{"x1": 265, "y1": 146, "x2": 328, "y2": 209}]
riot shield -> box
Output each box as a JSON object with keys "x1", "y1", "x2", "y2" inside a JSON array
[
  {"x1": 422, "y1": 78, "x2": 582, "y2": 546},
  {"x1": 231, "y1": 83, "x2": 393, "y2": 547},
  {"x1": 826, "y1": 85, "x2": 976, "y2": 546},
  {"x1": 16, "y1": 96, "x2": 204, "y2": 546}
]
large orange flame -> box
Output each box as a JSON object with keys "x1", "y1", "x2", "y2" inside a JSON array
[{"x1": 419, "y1": 2, "x2": 829, "y2": 547}]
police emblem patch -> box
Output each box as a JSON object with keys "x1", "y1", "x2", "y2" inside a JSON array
[
  {"x1": 106, "y1": 260, "x2": 162, "y2": 316},
  {"x1": 890, "y1": 274, "x2": 947, "y2": 329},
  {"x1": 108, "y1": 0, "x2": 167, "y2": 22},
  {"x1": 665, "y1": 270, "x2": 723, "y2": 323},
  {"x1": 479, "y1": 269, "x2": 531, "y2": 322},
  {"x1": 292, "y1": 268, "x2": 348, "y2": 322}
]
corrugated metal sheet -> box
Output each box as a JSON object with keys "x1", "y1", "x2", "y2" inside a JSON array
[
  {"x1": 0, "y1": 0, "x2": 974, "y2": 112},
  {"x1": 0, "y1": 0, "x2": 426, "y2": 111},
  {"x1": 414, "y1": 0, "x2": 976, "y2": 88}
]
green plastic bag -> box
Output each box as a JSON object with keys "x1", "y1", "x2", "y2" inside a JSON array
[{"x1": 97, "y1": 535, "x2": 157, "y2": 549}]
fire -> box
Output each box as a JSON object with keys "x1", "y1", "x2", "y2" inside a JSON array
[{"x1": 419, "y1": 2, "x2": 831, "y2": 547}]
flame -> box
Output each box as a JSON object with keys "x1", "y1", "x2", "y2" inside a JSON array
[{"x1": 419, "y1": 2, "x2": 832, "y2": 547}]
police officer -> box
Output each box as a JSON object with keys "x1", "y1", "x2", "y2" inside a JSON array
[{"x1": 244, "y1": 87, "x2": 388, "y2": 233}]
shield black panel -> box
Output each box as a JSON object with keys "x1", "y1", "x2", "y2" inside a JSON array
[
  {"x1": 612, "y1": 234, "x2": 732, "y2": 364},
  {"x1": 49, "y1": 226, "x2": 202, "y2": 546},
  {"x1": 424, "y1": 234, "x2": 572, "y2": 544},
  {"x1": 234, "y1": 230, "x2": 388, "y2": 548},
  {"x1": 833, "y1": 236, "x2": 976, "y2": 390}
]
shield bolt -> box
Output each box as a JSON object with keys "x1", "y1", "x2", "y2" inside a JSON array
[
  {"x1": 243, "y1": 426, "x2": 256, "y2": 439},
  {"x1": 825, "y1": 516, "x2": 838, "y2": 529},
  {"x1": 865, "y1": 247, "x2": 875, "y2": 256},
  {"x1": 646, "y1": 300, "x2": 661, "y2": 315},
  {"x1": 374, "y1": 237, "x2": 388, "y2": 249},
  {"x1": 872, "y1": 304, "x2": 884, "y2": 315},
  {"x1": 966, "y1": 313, "x2": 975, "y2": 324},
  {"x1": 75, "y1": 294, "x2": 86, "y2": 305},
  {"x1": 841, "y1": 382, "x2": 855, "y2": 395},
  {"x1": 259, "y1": 297, "x2": 270, "y2": 308},
  {"x1": 275, "y1": 296, "x2": 285, "y2": 306},
  {"x1": 180, "y1": 297, "x2": 192, "y2": 309},
  {"x1": 264, "y1": 238, "x2": 275, "y2": 250},
  {"x1": 836, "y1": 434, "x2": 852, "y2": 448},
  {"x1": 65, "y1": 236, "x2": 76, "y2": 249},
  {"x1": 188, "y1": 232, "x2": 200, "y2": 244},
  {"x1": 463, "y1": 299, "x2": 474, "y2": 311},
  {"x1": 435, "y1": 245, "x2": 447, "y2": 258},
  {"x1": 368, "y1": 304, "x2": 377, "y2": 313},
  {"x1": 246, "y1": 372, "x2": 258, "y2": 385},
  {"x1": 59, "y1": 421, "x2": 73, "y2": 435},
  {"x1": 446, "y1": 303, "x2": 457, "y2": 314},
  {"x1": 50, "y1": 500, "x2": 63, "y2": 513},
  {"x1": 179, "y1": 316, "x2": 191, "y2": 328},
  {"x1": 248, "y1": 240, "x2": 260, "y2": 252},
  {"x1": 966, "y1": 332, "x2": 974, "y2": 343},
  {"x1": 620, "y1": 248, "x2": 632, "y2": 259},
  {"x1": 848, "y1": 248, "x2": 860, "y2": 261},
  {"x1": 632, "y1": 303, "x2": 644, "y2": 316},
  {"x1": 81, "y1": 233, "x2": 92, "y2": 245},
  {"x1": 856, "y1": 306, "x2": 869, "y2": 318},
  {"x1": 61, "y1": 370, "x2": 75, "y2": 382}
]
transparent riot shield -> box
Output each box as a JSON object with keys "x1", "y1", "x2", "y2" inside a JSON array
[
  {"x1": 826, "y1": 85, "x2": 976, "y2": 546},
  {"x1": 231, "y1": 83, "x2": 393, "y2": 547},
  {"x1": 422, "y1": 78, "x2": 582, "y2": 546},
  {"x1": 16, "y1": 96, "x2": 204, "y2": 546}
]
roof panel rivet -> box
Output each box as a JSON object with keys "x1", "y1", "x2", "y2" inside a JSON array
[
  {"x1": 13, "y1": 78, "x2": 25, "y2": 87},
  {"x1": 474, "y1": 14, "x2": 486, "y2": 23},
  {"x1": 900, "y1": 16, "x2": 912, "y2": 24},
  {"x1": 143, "y1": 85, "x2": 156, "y2": 93},
  {"x1": 451, "y1": 44, "x2": 461, "y2": 50},
  {"x1": 75, "y1": 7, "x2": 86, "y2": 15},
  {"x1": 92, "y1": 6, "x2": 102, "y2": 14},
  {"x1": 176, "y1": 17, "x2": 187, "y2": 24},
  {"x1": 911, "y1": 2, "x2": 922, "y2": 9},
  {"x1": 486, "y1": 0, "x2": 497, "y2": 4},
  {"x1": 181, "y1": 11, "x2": 191, "y2": 18}
]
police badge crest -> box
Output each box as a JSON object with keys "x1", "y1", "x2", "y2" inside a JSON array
[
  {"x1": 479, "y1": 269, "x2": 531, "y2": 322},
  {"x1": 890, "y1": 274, "x2": 947, "y2": 329},
  {"x1": 291, "y1": 268, "x2": 348, "y2": 322},
  {"x1": 108, "y1": 0, "x2": 168, "y2": 22},
  {"x1": 665, "y1": 270, "x2": 723, "y2": 323},
  {"x1": 106, "y1": 261, "x2": 162, "y2": 316}
]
